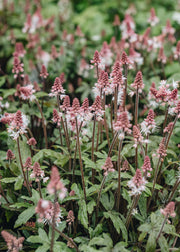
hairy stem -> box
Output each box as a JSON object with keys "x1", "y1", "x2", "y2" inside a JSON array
[
  {"x1": 75, "y1": 117, "x2": 87, "y2": 202},
  {"x1": 116, "y1": 139, "x2": 123, "y2": 211},
  {"x1": 50, "y1": 191, "x2": 57, "y2": 252},
  {"x1": 156, "y1": 215, "x2": 168, "y2": 243},
  {"x1": 17, "y1": 138, "x2": 32, "y2": 197},
  {"x1": 123, "y1": 64, "x2": 128, "y2": 111},
  {"x1": 96, "y1": 176, "x2": 106, "y2": 224},
  {"x1": 35, "y1": 99, "x2": 48, "y2": 149},
  {"x1": 91, "y1": 115, "x2": 96, "y2": 183}
]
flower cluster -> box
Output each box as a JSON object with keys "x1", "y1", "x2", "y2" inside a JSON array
[
  {"x1": 35, "y1": 199, "x2": 62, "y2": 225},
  {"x1": 1, "y1": 230, "x2": 24, "y2": 252},
  {"x1": 127, "y1": 169, "x2": 147, "y2": 196}
]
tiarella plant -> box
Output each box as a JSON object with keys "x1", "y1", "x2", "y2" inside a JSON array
[{"x1": 0, "y1": 1, "x2": 180, "y2": 252}]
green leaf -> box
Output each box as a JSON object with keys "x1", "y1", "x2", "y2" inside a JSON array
[
  {"x1": 158, "y1": 235, "x2": 169, "y2": 252},
  {"x1": 104, "y1": 212, "x2": 127, "y2": 241},
  {"x1": 10, "y1": 202, "x2": 31, "y2": 209},
  {"x1": 79, "y1": 244, "x2": 99, "y2": 252},
  {"x1": 35, "y1": 245, "x2": 49, "y2": 252},
  {"x1": 14, "y1": 175, "x2": 23, "y2": 190},
  {"x1": 78, "y1": 200, "x2": 88, "y2": 229},
  {"x1": 138, "y1": 194, "x2": 147, "y2": 218},
  {"x1": 87, "y1": 199, "x2": 96, "y2": 214},
  {"x1": 138, "y1": 223, "x2": 152, "y2": 233},
  {"x1": 53, "y1": 242, "x2": 72, "y2": 252},
  {"x1": 0, "y1": 88, "x2": 16, "y2": 98},
  {"x1": 38, "y1": 228, "x2": 49, "y2": 241},
  {"x1": 112, "y1": 242, "x2": 129, "y2": 252},
  {"x1": 1, "y1": 177, "x2": 17, "y2": 183},
  {"x1": 100, "y1": 191, "x2": 114, "y2": 211},
  {"x1": 27, "y1": 235, "x2": 41, "y2": 243},
  {"x1": 0, "y1": 76, "x2": 6, "y2": 87},
  {"x1": 35, "y1": 91, "x2": 48, "y2": 98},
  {"x1": 145, "y1": 232, "x2": 156, "y2": 252},
  {"x1": 14, "y1": 206, "x2": 35, "y2": 228}
]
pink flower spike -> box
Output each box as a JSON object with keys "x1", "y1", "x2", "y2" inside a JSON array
[
  {"x1": 72, "y1": 98, "x2": 80, "y2": 114},
  {"x1": 12, "y1": 56, "x2": 24, "y2": 79},
  {"x1": 24, "y1": 157, "x2": 32, "y2": 170},
  {"x1": 52, "y1": 109, "x2": 61, "y2": 126},
  {"x1": 113, "y1": 111, "x2": 132, "y2": 134},
  {"x1": 30, "y1": 162, "x2": 44, "y2": 181},
  {"x1": 66, "y1": 210, "x2": 75, "y2": 225},
  {"x1": 127, "y1": 169, "x2": 147, "y2": 196},
  {"x1": 131, "y1": 71, "x2": 144, "y2": 92},
  {"x1": 1, "y1": 230, "x2": 24, "y2": 252},
  {"x1": 35, "y1": 199, "x2": 62, "y2": 225},
  {"x1": 40, "y1": 65, "x2": 49, "y2": 79},
  {"x1": 49, "y1": 77, "x2": 65, "y2": 97},
  {"x1": 160, "y1": 202, "x2": 176, "y2": 218},
  {"x1": 157, "y1": 138, "x2": 167, "y2": 160},
  {"x1": 148, "y1": 8, "x2": 159, "y2": 26},
  {"x1": 141, "y1": 156, "x2": 152, "y2": 177},
  {"x1": 6, "y1": 149, "x2": 15, "y2": 160},
  {"x1": 47, "y1": 166, "x2": 67, "y2": 199},
  {"x1": 102, "y1": 157, "x2": 115, "y2": 176},
  {"x1": 113, "y1": 15, "x2": 120, "y2": 26},
  {"x1": 91, "y1": 50, "x2": 101, "y2": 66},
  {"x1": 27, "y1": 137, "x2": 37, "y2": 146},
  {"x1": 163, "y1": 122, "x2": 174, "y2": 134}
]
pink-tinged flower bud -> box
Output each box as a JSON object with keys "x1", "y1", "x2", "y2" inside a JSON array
[
  {"x1": 157, "y1": 47, "x2": 166, "y2": 64},
  {"x1": 24, "y1": 157, "x2": 32, "y2": 170},
  {"x1": 47, "y1": 166, "x2": 67, "y2": 199},
  {"x1": 40, "y1": 65, "x2": 49, "y2": 79},
  {"x1": 141, "y1": 156, "x2": 152, "y2": 177},
  {"x1": 81, "y1": 98, "x2": 89, "y2": 112},
  {"x1": 59, "y1": 73, "x2": 65, "y2": 84},
  {"x1": 6, "y1": 149, "x2": 15, "y2": 160},
  {"x1": 175, "y1": 100, "x2": 180, "y2": 115},
  {"x1": 145, "y1": 109, "x2": 155, "y2": 125},
  {"x1": 170, "y1": 89, "x2": 178, "y2": 101},
  {"x1": 121, "y1": 160, "x2": 129, "y2": 171},
  {"x1": 157, "y1": 138, "x2": 167, "y2": 160},
  {"x1": 127, "y1": 169, "x2": 147, "y2": 196},
  {"x1": 15, "y1": 110, "x2": 23, "y2": 128},
  {"x1": 72, "y1": 98, "x2": 80, "y2": 114},
  {"x1": 27, "y1": 137, "x2": 37, "y2": 146},
  {"x1": 174, "y1": 41, "x2": 180, "y2": 60},
  {"x1": 163, "y1": 122, "x2": 174, "y2": 134},
  {"x1": 91, "y1": 50, "x2": 101, "y2": 66},
  {"x1": 113, "y1": 15, "x2": 120, "y2": 26},
  {"x1": 62, "y1": 95, "x2": 70, "y2": 112},
  {"x1": 49, "y1": 77, "x2": 65, "y2": 97},
  {"x1": 131, "y1": 71, "x2": 144, "y2": 92},
  {"x1": 102, "y1": 157, "x2": 115, "y2": 176},
  {"x1": 19, "y1": 85, "x2": 36, "y2": 101},
  {"x1": 30, "y1": 162, "x2": 44, "y2": 181},
  {"x1": 1, "y1": 230, "x2": 24, "y2": 252},
  {"x1": 121, "y1": 51, "x2": 130, "y2": 65},
  {"x1": 35, "y1": 199, "x2": 62, "y2": 225},
  {"x1": 52, "y1": 109, "x2": 61, "y2": 126},
  {"x1": 148, "y1": 8, "x2": 159, "y2": 26},
  {"x1": 69, "y1": 190, "x2": 75, "y2": 196},
  {"x1": 133, "y1": 125, "x2": 143, "y2": 147},
  {"x1": 12, "y1": 56, "x2": 24, "y2": 79},
  {"x1": 160, "y1": 202, "x2": 176, "y2": 217},
  {"x1": 113, "y1": 111, "x2": 132, "y2": 134},
  {"x1": 14, "y1": 42, "x2": 26, "y2": 58},
  {"x1": 91, "y1": 96, "x2": 102, "y2": 112},
  {"x1": 51, "y1": 45, "x2": 59, "y2": 59},
  {"x1": 111, "y1": 61, "x2": 122, "y2": 77},
  {"x1": 66, "y1": 210, "x2": 75, "y2": 225}
]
